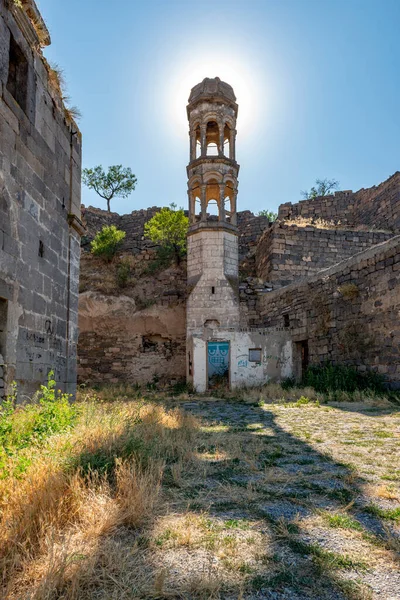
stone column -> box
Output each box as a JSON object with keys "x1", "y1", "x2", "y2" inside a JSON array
[
  {"x1": 200, "y1": 124, "x2": 207, "y2": 157},
  {"x1": 219, "y1": 184, "x2": 226, "y2": 221},
  {"x1": 229, "y1": 128, "x2": 236, "y2": 160},
  {"x1": 188, "y1": 190, "x2": 195, "y2": 223},
  {"x1": 231, "y1": 189, "x2": 238, "y2": 225},
  {"x1": 189, "y1": 129, "x2": 196, "y2": 161},
  {"x1": 200, "y1": 184, "x2": 207, "y2": 220},
  {"x1": 218, "y1": 121, "x2": 225, "y2": 156}
]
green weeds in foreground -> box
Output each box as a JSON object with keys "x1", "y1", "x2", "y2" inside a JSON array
[{"x1": 0, "y1": 372, "x2": 76, "y2": 478}]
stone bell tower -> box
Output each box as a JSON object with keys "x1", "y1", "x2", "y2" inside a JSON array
[{"x1": 186, "y1": 77, "x2": 240, "y2": 386}]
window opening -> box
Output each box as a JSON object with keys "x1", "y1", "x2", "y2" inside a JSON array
[
  {"x1": 38, "y1": 240, "x2": 44, "y2": 257},
  {"x1": 7, "y1": 33, "x2": 28, "y2": 112},
  {"x1": 249, "y1": 348, "x2": 262, "y2": 363},
  {"x1": 211, "y1": 286, "x2": 215, "y2": 294},
  {"x1": 283, "y1": 314, "x2": 290, "y2": 327},
  {"x1": 224, "y1": 124, "x2": 231, "y2": 157}
]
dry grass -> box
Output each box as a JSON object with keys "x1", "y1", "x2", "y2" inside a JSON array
[
  {"x1": 283, "y1": 216, "x2": 392, "y2": 233},
  {"x1": 0, "y1": 396, "x2": 197, "y2": 599},
  {"x1": 1, "y1": 388, "x2": 399, "y2": 599}
]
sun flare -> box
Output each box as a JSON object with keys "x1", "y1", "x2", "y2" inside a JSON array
[{"x1": 165, "y1": 53, "x2": 262, "y2": 139}]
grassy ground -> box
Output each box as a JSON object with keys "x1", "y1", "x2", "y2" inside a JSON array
[{"x1": 0, "y1": 386, "x2": 399, "y2": 599}]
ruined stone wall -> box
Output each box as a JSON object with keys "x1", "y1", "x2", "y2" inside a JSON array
[
  {"x1": 257, "y1": 236, "x2": 400, "y2": 389},
  {"x1": 278, "y1": 172, "x2": 400, "y2": 232},
  {"x1": 81, "y1": 205, "x2": 160, "y2": 254},
  {"x1": 256, "y1": 223, "x2": 394, "y2": 286},
  {"x1": 0, "y1": 1, "x2": 82, "y2": 398},
  {"x1": 237, "y1": 211, "x2": 270, "y2": 262},
  {"x1": 82, "y1": 205, "x2": 269, "y2": 264},
  {"x1": 77, "y1": 262, "x2": 186, "y2": 386}
]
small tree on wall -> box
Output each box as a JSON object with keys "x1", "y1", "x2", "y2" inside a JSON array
[
  {"x1": 144, "y1": 204, "x2": 189, "y2": 265},
  {"x1": 301, "y1": 178, "x2": 339, "y2": 200},
  {"x1": 82, "y1": 165, "x2": 137, "y2": 212},
  {"x1": 90, "y1": 225, "x2": 126, "y2": 262}
]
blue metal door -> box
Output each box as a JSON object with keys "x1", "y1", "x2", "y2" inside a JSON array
[{"x1": 207, "y1": 341, "x2": 229, "y2": 387}]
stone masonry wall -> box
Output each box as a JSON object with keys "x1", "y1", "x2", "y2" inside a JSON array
[
  {"x1": 82, "y1": 205, "x2": 269, "y2": 265},
  {"x1": 77, "y1": 262, "x2": 187, "y2": 386},
  {"x1": 256, "y1": 223, "x2": 394, "y2": 286},
  {"x1": 278, "y1": 172, "x2": 400, "y2": 232},
  {"x1": 257, "y1": 236, "x2": 400, "y2": 389},
  {"x1": 0, "y1": 1, "x2": 82, "y2": 399},
  {"x1": 81, "y1": 205, "x2": 161, "y2": 254}
]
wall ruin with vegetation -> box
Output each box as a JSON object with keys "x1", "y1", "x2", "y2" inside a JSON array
[
  {"x1": 278, "y1": 172, "x2": 400, "y2": 232},
  {"x1": 77, "y1": 206, "x2": 270, "y2": 386},
  {"x1": 79, "y1": 174, "x2": 400, "y2": 389},
  {"x1": 257, "y1": 236, "x2": 400, "y2": 389}
]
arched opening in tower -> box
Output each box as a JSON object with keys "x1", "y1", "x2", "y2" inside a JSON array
[
  {"x1": 224, "y1": 123, "x2": 231, "y2": 157},
  {"x1": 206, "y1": 178, "x2": 220, "y2": 218},
  {"x1": 206, "y1": 121, "x2": 219, "y2": 156}
]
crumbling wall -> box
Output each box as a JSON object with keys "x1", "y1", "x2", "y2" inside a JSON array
[
  {"x1": 77, "y1": 261, "x2": 187, "y2": 385},
  {"x1": 82, "y1": 205, "x2": 269, "y2": 265},
  {"x1": 256, "y1": 223, "x2": 393, "y2": 285},
  {"x1": 81, "y1": 206, "x2": 160, "y2": 254},
  {"x1": 257, "y1": 236, "x2": 400, "y2": 389},
  {"x1": 237, "y1": 210, "x2": 270, "y2": 263},
  {"x1": 0, "y1": 1, "x2": 82, "y2": 398},
  {"x1": 278, "y1": 172, "x2": 400, "y2": 232}
]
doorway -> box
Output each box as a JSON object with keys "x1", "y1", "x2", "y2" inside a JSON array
[
  {"x1": 207, "y1": 341, "x2": 230, "y2": 389},
  {"x1": 295, "y1": 340, "x2": 309, "y2": 380}
]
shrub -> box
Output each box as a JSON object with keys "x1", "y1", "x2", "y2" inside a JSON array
[
  {"x1": 302, "y1": 363, "x2": 385, "y2": 394},
  {"x1": 90, "y1": 225, "x2": 126, "y2": 261},
  {"x1": 144, "y1": 204, "x2": 188, "y2": 264},
  {"x1": 116, "y1": 258, "x2": 131, "y2": 287},
  {"x1": 144, "y1": 245, "x2": 175, "y2": 275}
]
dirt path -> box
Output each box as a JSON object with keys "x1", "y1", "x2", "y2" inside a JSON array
[{"x1": 149, "y1": 398, "x2": 400, "y2": 599}]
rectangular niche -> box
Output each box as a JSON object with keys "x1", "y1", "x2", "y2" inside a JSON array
[{"x1": 249, "y1": 348, "x2": 262, "y2": 363}]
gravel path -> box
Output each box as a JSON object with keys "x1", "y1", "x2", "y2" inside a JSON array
[{"x1": 153, "y1": 398, "x2": 400, "y2": 599}]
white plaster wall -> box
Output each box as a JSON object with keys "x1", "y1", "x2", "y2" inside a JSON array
[
  {"x1": 192, "y1": 337, "x2": 207, "y2": 393},
  {"x1": 190, "y1": 328, "x2": 294, "y2": 392}
]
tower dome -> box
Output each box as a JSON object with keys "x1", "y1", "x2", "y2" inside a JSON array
[{"x1": 188, "y1": 77, "x2": 237, "y2": 109}]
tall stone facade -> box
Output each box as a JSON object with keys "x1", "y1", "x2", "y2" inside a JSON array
[{"x1": 0, "y1": 0, "x2": 83, "y2": 399}]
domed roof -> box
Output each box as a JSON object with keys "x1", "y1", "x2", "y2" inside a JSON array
[{"x1": 188, "y1": 77, "x2": 236, "y2": 105}]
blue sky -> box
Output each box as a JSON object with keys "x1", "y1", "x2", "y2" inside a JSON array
[{"x1": 36, "y1": 0, "x2": 400, "y2": 215}]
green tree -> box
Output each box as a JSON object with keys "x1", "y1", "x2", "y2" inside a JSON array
[
  {"x1": 82, "y1": 165, "x2": 137, "y2": 212},
  {"x1": 91, "y1": 225, "x2": 126, "y2": 262},
  {"x1": 301, "y1": 178, "x2": 339, "y2": 200},
  {"x1": 144, "y1": 204, "x2": 189, "y2": 265},
  {"x1": 257, "y1": 209, "x2": 278, "y2": 221}
]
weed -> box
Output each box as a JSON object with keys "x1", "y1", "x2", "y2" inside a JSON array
[
  {"x1": 326, "y1": 513, "x2": 363, "y2": 531},
  {"x1": 364, "y1": 504, "x2": 400, "y2": 522},
  {"x1": 303, "y1": 362, "x2": 385, "y2": 394},
  {"x1": 116, "y1": 258, "x2": 131, "y2": 287}
]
